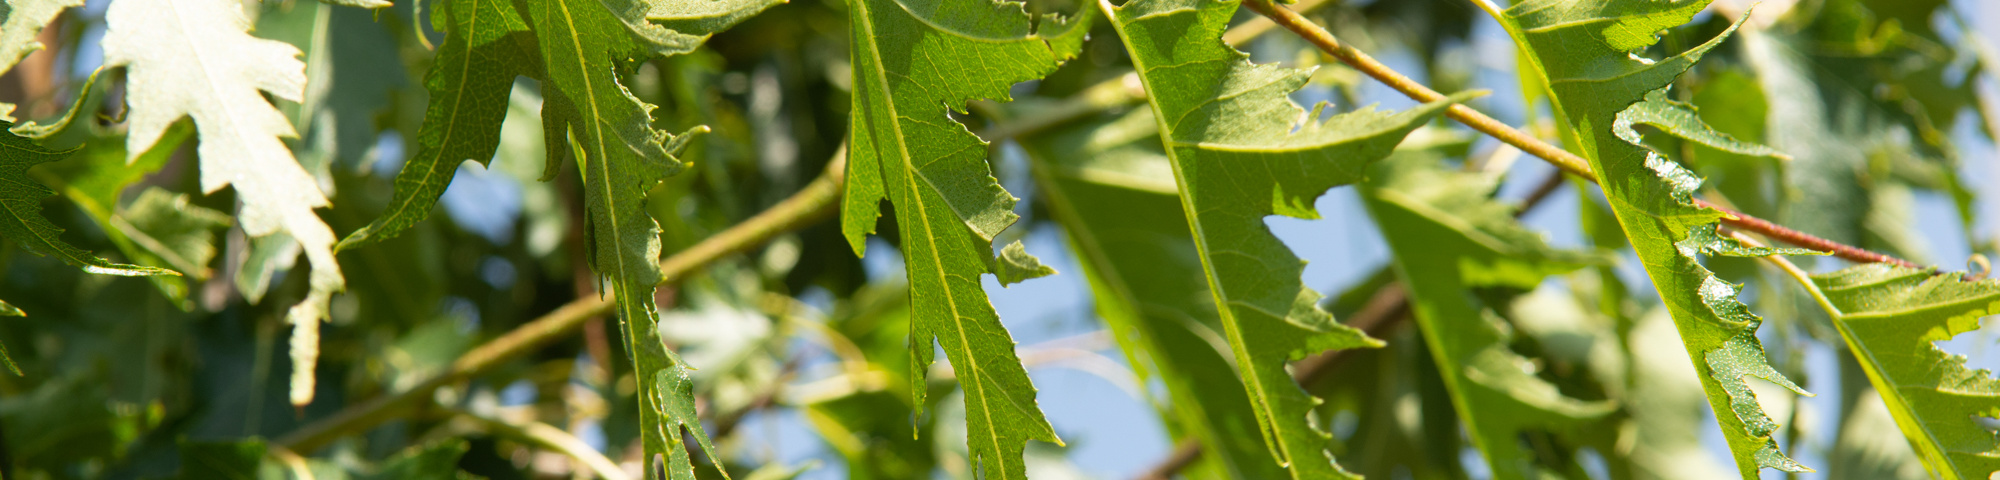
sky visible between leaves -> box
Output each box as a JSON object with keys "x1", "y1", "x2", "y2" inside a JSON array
[{"x1": 35, "y1": 0, "x2": 2000, "y2": 478}]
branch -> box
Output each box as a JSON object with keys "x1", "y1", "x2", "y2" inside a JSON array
[
  {"x1": 1240, "y1": 0, "x2": 1916, "y2": 269},
  {"x1": 276, "y1": 151, "x2": 847, "y2": 453},
  {"x1": 451, "y1": 408, "x2": 635, "y2": 480}
]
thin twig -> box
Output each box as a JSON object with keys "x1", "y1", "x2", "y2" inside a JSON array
[
  {"x1": 1241, "y1": 0, "x2": 1917, "y2": 268},
  {"x1": 452, "y1": 409, "x2": 635, "y2": 480},
  {"x1": 276, "y1": 153, "x2": 847, "y2": 453}
]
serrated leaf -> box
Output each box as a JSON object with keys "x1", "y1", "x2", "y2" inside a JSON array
[
  {"x1": 102, "y1": 0, "x2": 344, "y2": 407},
  {"x1": 1361, "y1": 153, "x2": 1616, "y2": 479},
  {"x1": 526, "y1": 0, "x2": 774, "y2": 477},
  {"x1": 1488, "y1": 0, "x2": 1816, "y2": 475},
  {"x1": 0, "y1": 122, "x2": 174, "y2": 276},
  {"x1": 991, "y1": 240, "x2": 1055, "y2": 286},
  {"x1": 0, "y1": 0, "x2": 84, "y2": 121},
  {"x1": 336, "y1": 0, "x2": 537, "y2": 251},
  {"x1": 1101, "y1": 0, "x2": 1463, "y2": 475},
  {"x1": 1805, "y1": 264, "x2": 2000, "y2": 479},
  {"x1": 337, "y1": 0, "x2": 773, "y2": 474},
  {"x1": 1616, "y1": 88, "x2": 1789, "y2": 162},
  {"x1": 838, "y1": 0, "x2": 1090, "y2": 477},
  {"x1": 1018, "y1": 107, "x2": 1287, "y2": 479}
]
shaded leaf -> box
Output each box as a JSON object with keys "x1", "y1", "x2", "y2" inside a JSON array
[
  {"x1": 336, "y1": 0, "x2": 538, "y2": 250},
  {"x1": 170, "y1": 439, "x2": 266, "y2": 480},
  {"x1": 356, "y1": 440, "x2": 474, "y2": 480},
  {"x1": 0, "y1": 122, "x2": 174, "y2": 276}
]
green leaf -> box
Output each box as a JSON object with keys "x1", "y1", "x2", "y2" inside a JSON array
[
  {"x1": 336, "y1": 0, "x2": 537, "y2": 251},
  {"x1": 342, "y1": 0, "x2": 774, "y2": 473},
  {"x1": 114, "y1": 188, "x2": 234, "y2": 303},
  {"x1": 0, "y1": 122, "x2": 175, "y2": 276},
  {"x1": 1360, "y1": 152, "x2": 1616, "y2": 479},
  {"x1": 0, "y1": 298, "x2": 18, "y2": 375},
  {"x1": 991, "y1": 240, "x2": 1056, "y2": 286},
  {"x1": 356, "y1": 440, "x2": 473, "y2": 480},
  {"x1": 838, "y1": 0, "x2": 1090, "y2": 477},
  {"x1": 1488, "y1": 0, "x2": 1815, "y2": 475},
  {"x1": 0, "y1": 0, "x2": 84, "y2": 121},
  {"x1": 102, "y1": 0, "x2": 344, "y2": 407},
  {"x1": 1018, "y1": 107, "x2": 1287, "y2": 479},
  {"x1": 171, "y1": 439, "x2": 267, "y2": 480},
  {"x1": 1615, "y1": 89, "x2": 1789, "y2": 162},
  {"x1": 526, "y1": 0, "x2": 775, "y2": 476},
  {"x1": 1806, "y1": 264, "x2": 2000, "y2": 479},
  {"x1": 1101, "y1": 0, "x2": 1464, "y2": 475}
]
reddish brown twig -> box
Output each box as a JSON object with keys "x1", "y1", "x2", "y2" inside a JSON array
[{"x1": 1241, "y1": 0, "x2": 1916, "y2": 269}]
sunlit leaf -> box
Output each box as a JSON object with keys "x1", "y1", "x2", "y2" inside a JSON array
[
  {"x1": 1019, "y1": 107, "x2": 1286, "y2": 479},
  {"x1": 1101, "y1": 0, "x2": 1465, "y2": 475},
  {"x1": 838, "y1": 0, "x2": 1091, "y2": 477},
  {"x1": 1487, "y1": 0, "x2": 1817, "y2": 474},
  {"x1": 101, "y1": 0, "x2": 341, "y2": 407},
  {"x1": 1807, "y1": 264, "x2": 2000, "y2": 479},
  {"x1": 1361, "y1": 151, "x2": 1617, "y2": 478}
]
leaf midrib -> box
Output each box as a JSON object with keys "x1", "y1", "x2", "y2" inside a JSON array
[
  {"x1": 850, "y1": 0, "x2": 1009, "y2": 473},
  {"x1": 398, "y1": 0, "x2": 496, "y2": 222},
  {"x1": 1102, "y1": 0, "x2": 1295, "y2": 471}
]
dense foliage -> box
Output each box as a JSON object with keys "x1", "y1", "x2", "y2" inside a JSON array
[{"x1": 0, "y1": 0, "x2": 1995, "y2": 478}]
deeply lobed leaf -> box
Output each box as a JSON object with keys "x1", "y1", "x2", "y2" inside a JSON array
[
  {"x1": 340, "y1": 0, "x2": 777, "y2": 476},
  {"x1": 1101, "y1": 0, "x2": 1466, "y2": 475},
  {"x1": 1361, "y1": 151, "x2": 1616, "y2": 479},
  {"x1": 1810, "y1": 264, "x2": 2000, "y2": 479},
  {"x1": 1018, "y1": 107, "x2": 1286, "y2": 479},
  {"x1": 1489, "y1": 0, "x2": 1817, "y2": 475},
  {"x1": 0, "y1": 122, "x2": 175, "y2": 277}
]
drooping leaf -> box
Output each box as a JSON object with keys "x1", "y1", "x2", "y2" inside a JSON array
[
  {"x1": 1018, "y1": 107, "x2": 1286, "y2": 479},
  {"x1": 1487, "y1": 0, "x2": 1815, "y2": 474},
  {"x1": 0, "y1": 122, "x2": 174, "y2": 276},
  {"x1": 0, "y1": 0, "x2": 83, "y2": 121},
  {"x1": 335, "y1": 0, "x2": 538, "y2": 251},
  {"x1": 1360, "y1": 152, "x2": 1616, "y2": 479},
  {"x1": 526, "y1": 0, "x2": 776, "y2": 476},
  {"x1": 1101, "y1": 0, "x2": 1464, "y2": 475},
  {"x1": 1805, "y1": 264, "x2": 2000, "y2": 479},
  {"x1": 336, "y1": 0, "x2": 776, "y2": 474},
  {"x1": 102, "y1": 0, "x2": 342, "y2": 407},
  {"x1": 838, "y1": 0, "x2": 1090, "y2": 477}
]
